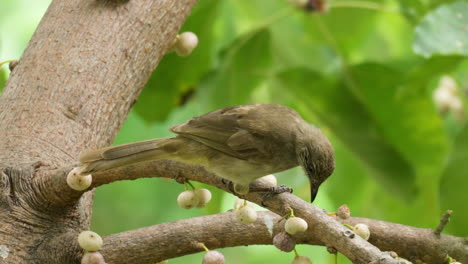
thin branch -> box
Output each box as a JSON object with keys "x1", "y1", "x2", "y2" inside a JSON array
[
  {"x1": 434, "y1": 210, "x2": 453, "y2": 236},
  {"x1": 100, "y1": 210, "x2": 467, "y2": 264},
  {"x1": 44, "y1": 160, "x2": 468, "y2": 263},
  {"x1": 75, "y1": 160, "x2": 396, "y2": 263},
  {"x1": 101, "y1": 211, "x2": 290, "y2": 264},
  {"x1": 33, "y1": 159, "x2": 215, "y2": 206},
  {"x1": 341, "y1": 217, "x2": 466, "y2": 264}
]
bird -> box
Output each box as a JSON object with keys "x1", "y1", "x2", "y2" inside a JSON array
[{"x1": 79, "y1": 104, "x2": 335, "y2": 202}]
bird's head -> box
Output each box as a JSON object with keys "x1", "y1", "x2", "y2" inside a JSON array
[{"x1": 296, "y1": 124, "x2": 335, "y2": 203}]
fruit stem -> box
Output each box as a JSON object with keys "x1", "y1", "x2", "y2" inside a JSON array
[
  {"x1": 198, "y1": 242, "x2": 210, "y2": 252},
  {"x1": 288, "y1": 208, "x2": 295, "y2": 218},
  {"x1": 0, "y1": 60, "x2": 14, "y2": 68},
  {"x1": 184, "y1": 180, "x2": 195, "y2": 190}
]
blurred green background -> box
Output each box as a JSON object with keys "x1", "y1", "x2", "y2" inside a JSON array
[{"x1": 2, "y1": 0, "x2": 468, "y2": 263}]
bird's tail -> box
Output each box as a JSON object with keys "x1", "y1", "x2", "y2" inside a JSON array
[{"x1": 79, "y1": 138, "x2": 173, "y2": 173}]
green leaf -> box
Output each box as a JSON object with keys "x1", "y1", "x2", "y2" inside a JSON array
[
  {"x1": 0, "y1": 68, "x2": 6, "y2": 93},
  {"x1": 413, "y1": 1, "x2": 468, "y2": 58},
  {"x1": 276, "y1": 68, "x2": 417, "y2": 201},
  {"x1": 267, "y1": 4, "x2": 415, "y2": 78},
  {"x1": 404, "y1": 56, "x2": 463, "y2": 91},
  {"x1": 440, "y1": 126, "x2": 468, "y2": 235},
  {"x1": 133, "y1": 0, "x2": 220, "y2": 123},
  {"x1": 321, "y1": 136, "x2": 374, "y2": 207},
  {"x1": 270, "y1": 14, "x2": 339, "y2": 74},
  {"x1": 397, "y1": 0, "x2": 457, "y2": 22},
  {"x1": 198, "y1": 29, "x2": 272, "y2": 110},
  {"x1": 315, "y1": 10, "x2": 413, "y2": 65},
  {"x1": 349, "y1": 63, "x2": 449, "y2": 169}
]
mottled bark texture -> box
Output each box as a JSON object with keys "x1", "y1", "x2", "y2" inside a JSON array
[
  {"x1": 77, "y1": 160, "x2": 468, "y2": 264},
  {"x1": 100, "y1": 210, "x2": 468, "y2": 264},
  {"x1": 0, "y1": 0, "x2": 197, "y2": 263}
]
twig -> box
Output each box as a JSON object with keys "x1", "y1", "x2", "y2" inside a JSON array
[
  {"x1": 434, "y1": 210, "x2": 453, "y2": 236},
  {"x1": 101, "y1": 211, "x2": 287, "y2": 264},
  {"x1": 341, "y1": 217, "x2": 466, "y2": 263}
]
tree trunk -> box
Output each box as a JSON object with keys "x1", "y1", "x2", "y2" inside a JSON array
[{"x1": 0, "y1": 0, "x2": 197, "y2": 262}]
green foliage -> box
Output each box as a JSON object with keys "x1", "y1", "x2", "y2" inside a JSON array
[
  {"x1": 0, "y1": 68, "x2": 6, "y2": 92},
  {"x1": 396, "y1": 0, "x2": 459, "y2": 22},
  {"x1": 133, "y1": 0, "x2": 220, "y2": 122},
  {"x1": 440, "y1": 126, "x2": 468, "y2": 235},
  {"x1": 413, "y1": 1, "x2": 468, "y2": 57},
  {"x1": 4, "y1": 0, "x2": 468, "y2": 263},
  {"x1": 276, "y1": 68, "x2": 417, "y2": 200},
  {"x1": 349, "y1": 63, "x2": 449, "y2": 168},
  {"x1": 198, "y1": 29, "x2": 272, "y2": 110}
]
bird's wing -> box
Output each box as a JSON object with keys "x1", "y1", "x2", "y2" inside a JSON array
[{"x1": 170, "y1": 105, "x2": 262, "y2": 159}]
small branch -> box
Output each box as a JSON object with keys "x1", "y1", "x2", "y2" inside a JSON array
[
  {"x1": 434, "y1": 210, "x2": 453, "y2": 236},
  {"x1": 341, "y1": 217, "x2": 466, "y2": 264},
  {"x1": 32, "y1": 159, "x2": 218, "y2": 206},
  {"x1": 45, "y1": 160, "x2": 467, "y2": 263},
  {"x1": 33, "y1": 166, "x2": 84, "y2": 206},
  {"x1": 89, "y1": 160, "x2": 215, "y2": 187},
  {"x1": 100, "y1": 210, "x2": 467, "y2": 264},
  {"x1": 79, "y1": 160, "x2": 396, "y2": 263},
  {"x1": 101, "y1": 211, "x2": 289, "y2": 264},
  {"x1": 32, "y1": 159, "x2": 208, "y2": 207}
]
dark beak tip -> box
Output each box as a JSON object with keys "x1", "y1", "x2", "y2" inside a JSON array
[{"x1": 310, "y1": 184, "x2": 319, "y2": 203}]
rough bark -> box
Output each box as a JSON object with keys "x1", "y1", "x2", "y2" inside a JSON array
[
  {"x1": 37, "y1": 159, "x2": 467, "y2": 264},
  {"x1": 0, "y1": 0, "x2": 197, "y2": 263},
  {"x1": 99, "y1": 210, "x2": 468, "y2": 264},
  {"x1": 72, "y1": 160, "x2": 468, "y2": 264}
]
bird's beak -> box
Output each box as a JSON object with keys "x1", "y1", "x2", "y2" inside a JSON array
[{"x1": 310, "y1": 182, "x2": 320, "y2": 203}]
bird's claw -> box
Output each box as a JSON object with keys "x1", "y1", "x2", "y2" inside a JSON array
[
  {"x1": 261, "y1": 185, "x2": 292, "y2": 199},
  {"x1": 221, "y1": 179, "x2": 236, "y2": 194},
  {"x1": 259, "y1": 185, "x2": 293, "y2": 206},
  {"x1": 272, "y1": 184, "x2": 293, "y2": 194}
]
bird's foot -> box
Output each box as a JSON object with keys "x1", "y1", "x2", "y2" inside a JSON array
[
  {"x1": 272, "y1": 185, "x2": 293, "y2": 194},
  {"x1": 249, "y1": 184, "x2": 293, "y2": 195},
  {"x1": 221, "y1": 179, "x2": 292, "y2": 202},
  {"x1": 221, "y1": 179, "x2": 250, "y2": 195},
  {"x1": 248, "y1": 184, "x2": 293, "y2": 205},
  {"x1": 221, "y1": 179, "x2": 236, "y2": 194}
]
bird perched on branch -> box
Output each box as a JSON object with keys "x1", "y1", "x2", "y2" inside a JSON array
[{"x1": 79, "y1": 104, "x2": 335, "y2": 202}]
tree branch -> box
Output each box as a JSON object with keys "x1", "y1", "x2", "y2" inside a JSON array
[
  {"x1": 41, "y1": 158, "x2": 464, "y2": 264},
  {"x1": 101, "y1": 211, "x2": 288, "y2": 264},
  {"x1": 341, "y1": 216, "x2": 466, "y2": 264},
  {"x1": 45, "y1": 158, "x2": 468, "y2": 263},
  {"x1": 100, "y1": 209, "x2": 467, "y2": 264}
]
